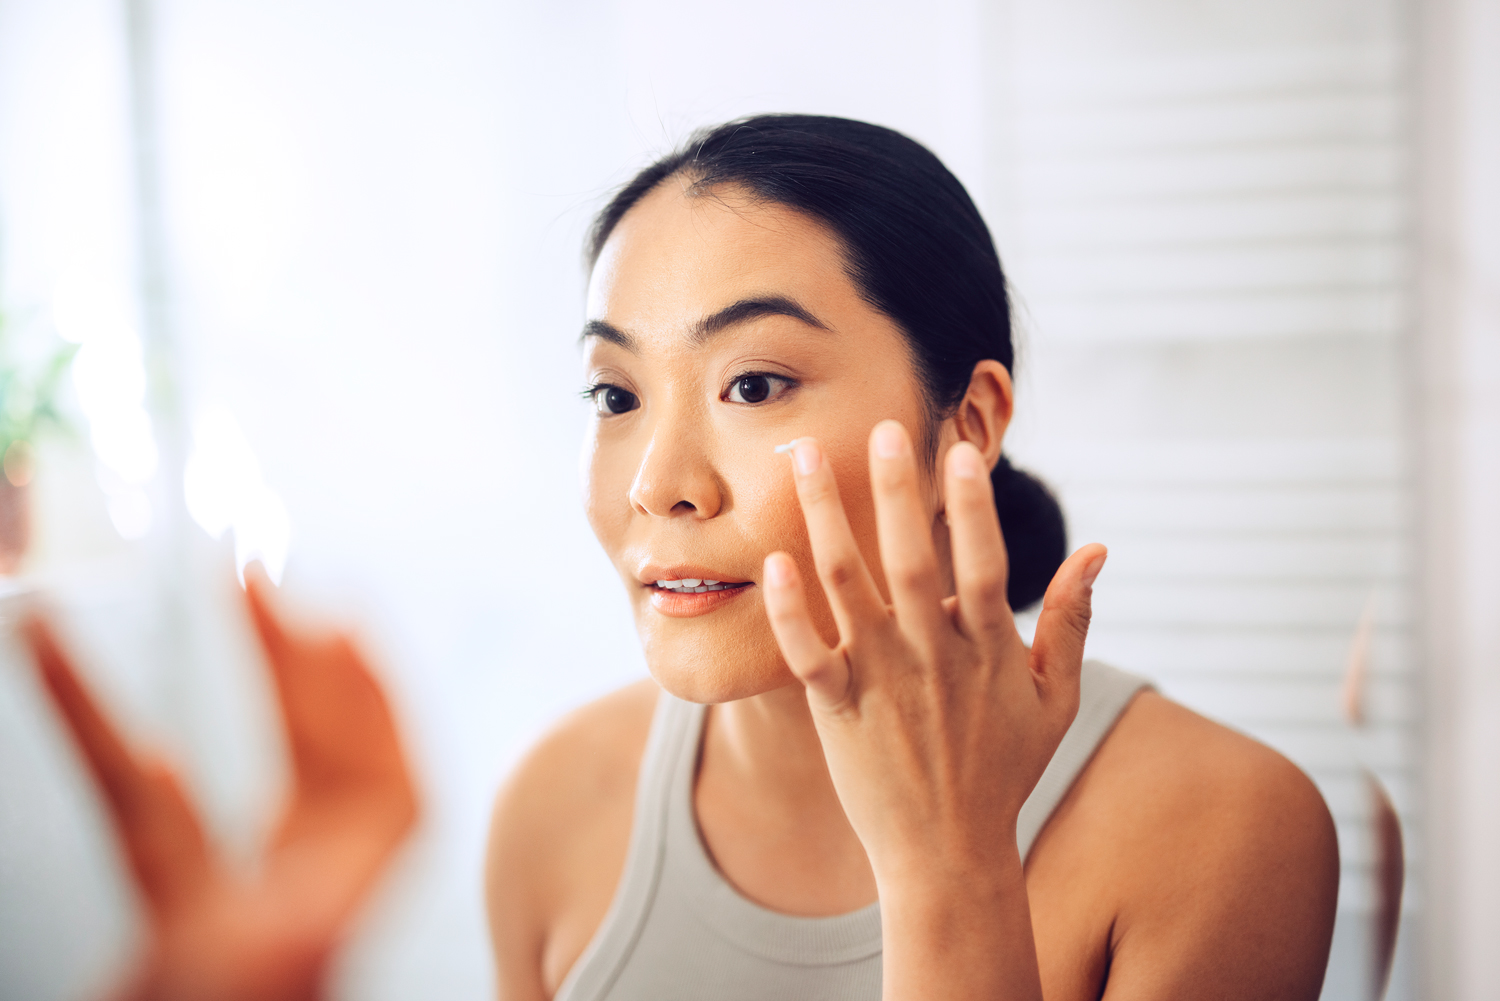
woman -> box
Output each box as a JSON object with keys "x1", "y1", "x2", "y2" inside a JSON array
[
  {"x1": 27, "y1": 115, "x2": 1337, "y2": 1001},
  {"x1": 484, "y1": 115, "x2": 1339, "y2": 1000}
]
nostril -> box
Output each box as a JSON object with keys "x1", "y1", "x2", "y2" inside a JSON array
[{"x1": 672, "y1": 501, "x2": 698, "y2": 514}]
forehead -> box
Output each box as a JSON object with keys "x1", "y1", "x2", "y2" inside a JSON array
[{"x1": 586, "y1": 181, "x2": 860, "y2": 334}]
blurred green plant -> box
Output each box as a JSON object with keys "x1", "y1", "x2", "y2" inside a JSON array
[{"x1": 0, "y1": 305, "x2": 78, "y2": 486}]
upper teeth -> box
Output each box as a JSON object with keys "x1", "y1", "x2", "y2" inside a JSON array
[{"x1": 655, "y1": 578, "x2": 731, "y2": 592}]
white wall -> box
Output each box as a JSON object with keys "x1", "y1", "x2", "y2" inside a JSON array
[{"x1": 1415, "y1": 0, "x2": 1500, "y2": 997}]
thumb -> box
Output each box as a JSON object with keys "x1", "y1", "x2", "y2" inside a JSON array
[{"x1": 1029, "y1": 544, "x2": 1107, "y2": 699}]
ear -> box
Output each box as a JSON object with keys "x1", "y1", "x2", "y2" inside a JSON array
[{"x1": 945, "y1": 359, "x2": 1014, "y2": 471}]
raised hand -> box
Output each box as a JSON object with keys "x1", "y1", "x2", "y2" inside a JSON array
[
  {"x1": 762, "y1": 421, "x2": 1105, "y2": 1000},
  {"x1": 23, "y1": 569, "x2": 418, "y2": 1001}
]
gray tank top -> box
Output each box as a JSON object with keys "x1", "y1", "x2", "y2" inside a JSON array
[{"x1": 556, "y1": 660, "x2": 1150, "y2": 1001}]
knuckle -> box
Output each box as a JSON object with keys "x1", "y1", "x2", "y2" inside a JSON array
[
  {"x1": 799, "y1": 476, "x2": 838, "y2": 507},
  {"x1": 964, "y1": 570, "x2": 1007, "y2": 608},
  {"x1": 822, "y1": 555, "x2": 861, "y2": 591},
  {"x1": 800, "y1": 657, "x2": 839, "y2": 688},
  {"x1": 803, "y1": 656, "x2": 856, "y2": 711},
  {"x1": 1047, "y1": 687, "x2": 1081, "y2": 731},
  {"x1": 886, "y1": 558, "x2": 933, "y2": 594},
  {"x1": 766, "y1": 600, "x2": 798, "y2": 626},
  {"x1": 873, "y1": 460, "x2": 917, "y2": 493},
  {"x1": 1061, "y1": 603, "x2": 1093, "y2": 638}
]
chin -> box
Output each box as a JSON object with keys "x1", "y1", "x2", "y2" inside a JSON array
[{"x1": 634, "y1": 600, "x2": 797, "y2": 704}]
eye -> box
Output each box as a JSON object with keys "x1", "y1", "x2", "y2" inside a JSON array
[
  {"x1": 725, "y1": 373, "x2": 794, "y2": 405},
  {"x1": 585, "y1": 384, "x2": 639, "y2": 415}
]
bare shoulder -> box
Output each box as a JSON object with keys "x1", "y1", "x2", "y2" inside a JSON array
[
  {"x1": 1090, "y1": 691, "x2": 1337, "y2": 859},
  {"x1": 1031, "y1": 691, "x2": 1339, "y2": 1001},
  {"x1": 486, "y1": 677, "x2": 660, "y2": 1000}
]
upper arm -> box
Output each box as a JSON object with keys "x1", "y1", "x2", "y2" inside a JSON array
[
  {"x1": 1099, "y1": 698, "x2": 1340, "y2": 1000},
  {"x1": 485, "y1": 680, "x2": 658, "y2": 1001},
  {"x1": 486, "y1": 762, "x2": 553, "y2": 1001}
]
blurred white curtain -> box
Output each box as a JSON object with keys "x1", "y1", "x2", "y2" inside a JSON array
[{"x1": 1413, "y1": 0, "x2": 1500, "y2": 998}]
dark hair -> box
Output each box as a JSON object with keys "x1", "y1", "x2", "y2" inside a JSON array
[{"x1": 587, "y1": 114, "x2": 1066, "y2": 611}]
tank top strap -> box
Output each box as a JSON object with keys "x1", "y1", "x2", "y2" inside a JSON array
[
  {"x1": 557, "y1": 660, "x2": 1150, "y2": 1001},
  {"x1": 553, "y1": 692, "x2": 700, "y2": 1001},
  {"x1": 1016, "y1": 659, "x2": 1152, "y2": 858}
]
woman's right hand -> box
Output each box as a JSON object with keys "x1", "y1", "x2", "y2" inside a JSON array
[
  {"x1": 23, "y1": 569, "x2": 418, "y2": 1001},
  {"x1": 761, "y1": 422, "x2": 1103, "y2": 1000}
]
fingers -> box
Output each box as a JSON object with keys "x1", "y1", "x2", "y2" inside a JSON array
[
  {"x1": 944, "y1": 441, "x2": 1017, "y2": 641},
  {"x1": 786, "y1": 438, "x2": 887, "y2": 638},
  {"x1": 242, "y1": 568, "x2": 419, "y2": 835},
  {"x1": 1029, "y1": 543, "x2": 1107, "y2": 702},
  {"x1": 243, "y1": 563, "x2": 294, "y2": 683},
  {"x1": 763, "y1": 552, "x2": 852, "y2": 712},
  {"x1": 868, "y1": 422, "x2": 948, "y2": 639},
  {"x1": 21, "y1": 614, "x2": 211, "y2": 913},
  {"x1": 244, "y1": 569, "x2": 344, "y2": 779},
  {"x1": 244, "y1": 568, "x2": 328, "y2": 776},
  {"x1": 23, "y1": 615, "x2": 146, "y2": 816}
]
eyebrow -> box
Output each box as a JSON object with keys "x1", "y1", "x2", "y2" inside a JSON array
[
  {"x1": 579, "y1": 295, "x2": 830, "y2": 352},
  {"x1": 581, "y1": 318, "x2": 634, "y2": 349}
]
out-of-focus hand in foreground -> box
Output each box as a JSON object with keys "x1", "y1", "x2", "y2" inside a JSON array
[{"x1": 21, "y1": 566, "x2": 420, "y2": 1001}]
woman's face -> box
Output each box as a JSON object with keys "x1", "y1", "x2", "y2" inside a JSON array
[{"x1": 582, "y1": 181, "x2": 941, "y2": 703}]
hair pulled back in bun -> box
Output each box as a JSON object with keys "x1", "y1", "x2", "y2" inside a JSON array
[
  {"x1": 990, "y1": 457, "x2": 1068, "y2": 610},
  {"x1": 589, "y1": 114, "x2": 1067, "y2": 611}
]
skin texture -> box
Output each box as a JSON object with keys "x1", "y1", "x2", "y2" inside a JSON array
[{"x1": 487, "y1": 180, "x2": 1340, "y2": 1000}]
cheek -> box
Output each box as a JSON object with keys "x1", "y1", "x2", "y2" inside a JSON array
[
  {"x1": 581, "y1": 429, "x2": 633, "y2": 555},
  {"x1": 741, "y1": 431, "x2": 886, "y2": 646}
]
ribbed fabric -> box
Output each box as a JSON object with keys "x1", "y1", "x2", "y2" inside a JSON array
[{"x1": 555, "y1": 660, "x2": 1150, "y2": 1001}]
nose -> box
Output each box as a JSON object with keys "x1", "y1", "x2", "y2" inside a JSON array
[{"x1": 628, "y1": 426, "x2": 725, "y2": 520}]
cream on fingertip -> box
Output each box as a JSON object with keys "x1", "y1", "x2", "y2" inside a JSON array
[{"x1": 773, "y1": 439, "x2": 802, "y2": 454}]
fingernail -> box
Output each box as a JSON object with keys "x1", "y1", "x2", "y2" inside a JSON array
[
  {"x1": 791, "y1": 439, "x2": 822, "y2": 476},
  {"x1": 1081, "y1": 552, "x2": 1107, "y2": 588},
  {"x1": 951, "y1": 443, "x2": 984, "y2": 480},
  {"x1": 873, "y1": 421, "x2": 905, "y2": 459},
  {"x1": 765, "y1": 553, "x2": 793, "y2": 587}
]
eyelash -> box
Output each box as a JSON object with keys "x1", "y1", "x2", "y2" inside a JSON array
[
  {"x1": 581, "y1": 382, "x2": 638, "y2": 416},
  {"x1": 723, "y1": 371, "x2": 796, "y2": 405},
  {"x1": 580, "y1": 372, "x2": 798, "y2": 415}
]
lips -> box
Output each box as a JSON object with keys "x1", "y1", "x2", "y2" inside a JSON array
[
  {"x1": 637, "y1": 565, "x2": 751, "y2": 589},
  {"x1": 638, "y1": 565, "x2": 755, "y2": 617},
  {"x1": 653, "y1": 578, "x2": 740, "y2": 593}
]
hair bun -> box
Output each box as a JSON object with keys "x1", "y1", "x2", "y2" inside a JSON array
[{"x1": 990, "y1": 456, "x2": 1067, "y2": 612}]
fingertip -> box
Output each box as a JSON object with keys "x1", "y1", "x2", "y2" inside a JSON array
[
  {"x1": 797, "y1": 439, "x2": 827, "y2": 479},
  {"x1": 1077, "y1": 544, "x2": 1108, "y2": 589},
  {"x1": 870, "y1": 419, "x2": 909, "y2": 461},
  {"x1": 242, "y1": 576, "x2": 272, "y2": 629},
  {"x1": 242, "y1": 562, "x2": 281, "y2": 618},
  {"x1": 945, "y1": 439, "x2": 987, "y2": 481},
  {"x1": 242, "y1": 570, "x2": 292, "y2": 659},
  {"x1": 764, "y1": 551, "x2": 797, "y2": 591}
]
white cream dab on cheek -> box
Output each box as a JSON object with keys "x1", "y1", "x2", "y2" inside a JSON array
[{"x1": 773, "y1": 439, "x2": 803, "y2": 454}]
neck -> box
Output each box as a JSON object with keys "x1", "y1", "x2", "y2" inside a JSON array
[
  {"x1": 705, "y1": 679, "x2": 826, "y2": 782},
  {"x1": 695, "y1": 677, "x2": 877, "y2": 914}
]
